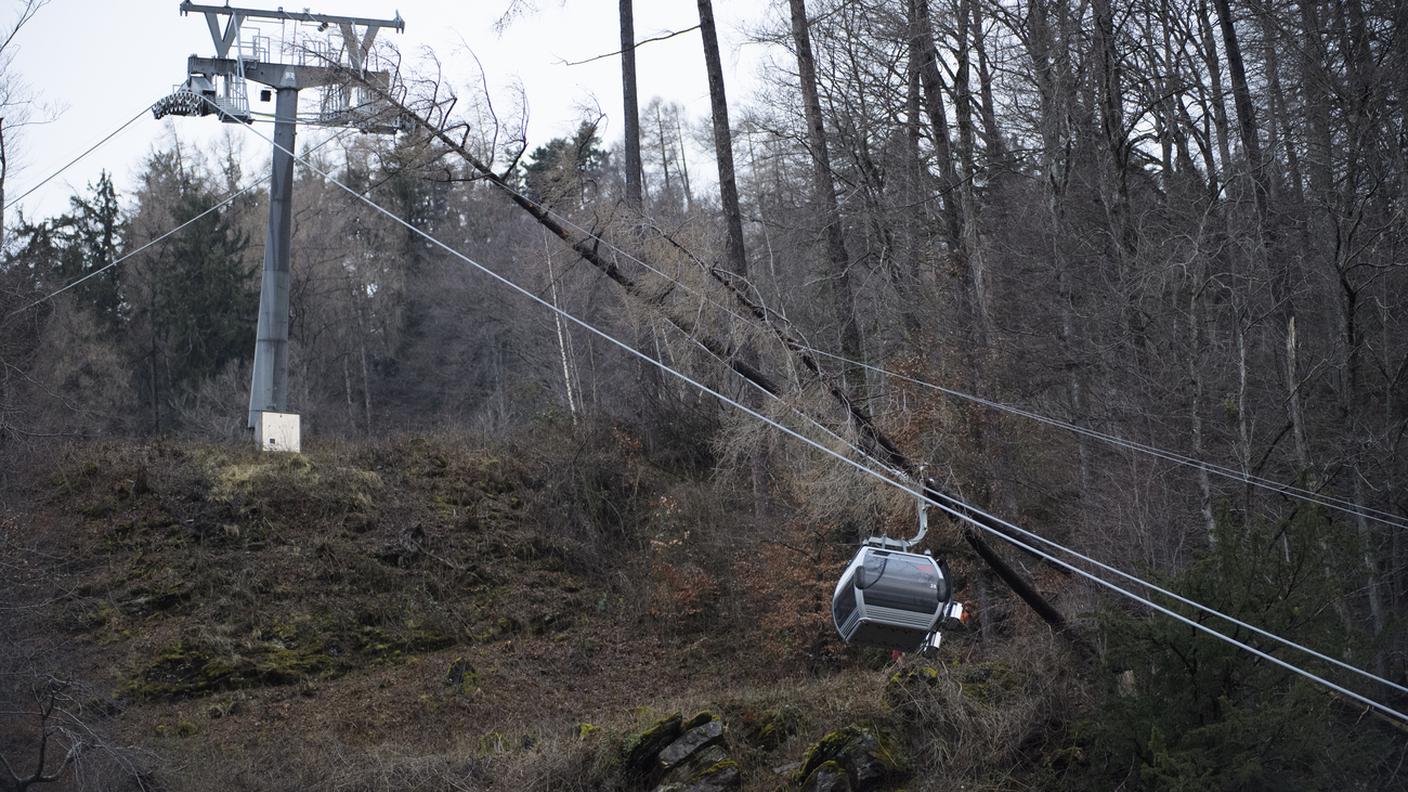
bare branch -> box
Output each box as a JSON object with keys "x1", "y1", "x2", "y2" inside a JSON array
[{"x1": 558, "y1": 25, "x2": 702, "y2": 67}]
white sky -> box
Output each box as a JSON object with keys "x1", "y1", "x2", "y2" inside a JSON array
[{"x1": 6, "y1": 0, "x2": 773, "y2": 221}]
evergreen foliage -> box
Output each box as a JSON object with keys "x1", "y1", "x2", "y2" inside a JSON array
[
  {"x1": 6, "y1": 172, "x2": 125, "y2": 326},
  {"x1": 126, "y1": 148, "x2": 255, "y2": 396},
  {"x1": 1082, "y1": 508, "x2": 1401, "y2": 790},
  {"x1": 522, "y1": 121, "x2": 608, "y2": 207}
]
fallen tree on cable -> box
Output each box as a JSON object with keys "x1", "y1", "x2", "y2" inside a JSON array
[{"x1": 343, "y1": 61, "x2": 1081, "y2": 644}]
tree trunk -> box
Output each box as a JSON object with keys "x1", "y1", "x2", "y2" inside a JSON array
[
  {"x1": 696, "y1": 0, "x2": 747, "y2": 279},
  {"x1": 675, "y1": 112, "x2": 695, "y2": 213},
  {"x1": 654, "y1": 103, "x2": 673, "y2": 205},
  {"x1": 620, "y1": 0, "x2": 642, "y2": 210},
  {"x1": 970, "y1": 1, "x2": 1005, "y2": 165},
  {"x1": 697, "y1": 0, "x2": 765, "y2": 515},
  {"x1": 954, "y1": 0, "x2": 990, "y2": 346},
  {"x1": 909, "y1": 0, "x2": 963, "y2": 253},
  {"x1": 899, "y1": 33, "x2": 928, "y2": 338},
  {"x1": 545, "y1": 229, "x2": 579, "y2": 423},
  {"x1": 1091, "y1": 0, "x2": 1136, "y2": 270},
  {"x1": 342, "y1": 353, "x2": 355, "y2": 424},
  {"x1": 1255, "y1": 0, "x2": 1297, "y2": 204},
  {"x1": 787, "y1": 0, "x2": 865, "y2": 401},
  {"x1": 1298, "y1": 0, "x2": 1332, "y2": 206},
  {"x1": 1026, "y1": 0, "x2": 1091, "y2": 530},
  {"x1": 0, "y1": 117, "x2": 7, "y2": 252},
  {"x1": 1198, "y1": 0, "x2": 1234, "y2": 175},
  {"x1": 1337, "y1": 267, "x2": 1389, "y2": 672},
  {"x1": 1189, "y1": 278, "x2": 1217, "y2": 545},
  {"x1": 1213, "y1": 0, "x2": 1265, "y2": 205}
]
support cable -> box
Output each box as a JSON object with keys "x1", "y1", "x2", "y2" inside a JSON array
[
  {"x1": 279, "y1": 87, "x2": 1408, "y2": 698},
  {"x1": 802, "y1": 347, "x2": 1408, "y2": 532},
  {"x1": 428, "y1": 134, "x2": 1408, "y2": 535},
  {"x1": 385, "y1": 149, "x2": 1408, "y2": 693},
  {"x1": 4, "y1": 102, "x2": 154, "y2": 220},
  {"x1": 220, "y1": 102, "x2": 1408, "y2": 722}
]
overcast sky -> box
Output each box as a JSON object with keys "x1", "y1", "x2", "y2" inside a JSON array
[{"x1": 6, "y1": 0, "x2": 771, "y2": 221}]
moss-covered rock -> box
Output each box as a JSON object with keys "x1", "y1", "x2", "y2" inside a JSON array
[
  {"x1": 657, "y1": 716, "x2": 724, "y2": 775},
  {"x1": 655, "y1": 744, "x2": 739, "y2": 791},
  {"x1": 622, "y1": 713, "x2": 683, "y2": 776},
  {"x1": 124, "y1": 640, "x2": 334, "y2": 700},
  {"x1": 796, "y1": 725, "x2": 904, "y2": 792},
  {"x1": 801, "y1": 759, "x2": 852, "y2": 792},
  {"x1": 446, "y1": 656, "x2": 478, "y2": 695},
  {"x1": 683, "y1": 711, "x2": 717, "y2": 731}
]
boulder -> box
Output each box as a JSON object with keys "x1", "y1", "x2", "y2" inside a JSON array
[
  {"x1": 659, "y1": 744, "x2": 726, "y2": 784},
  {"x1": 802, "y1": 760, "x2": 853, "y2": 792},
  {"x1": 657, "y1": 717, "x2": 725, "y2": 774},
  {"x1": 623, "y1": 713, "x2": 684, "y2": 776},
  {"x1": 630, "y1": 712, "x2": 740, "y2": 792},
  {"x1": 796, "y1": 725, "x2": 904, "y2": 791},
  {"x1": 653, "y1": 746, "x2": 740, "y2": 792}
]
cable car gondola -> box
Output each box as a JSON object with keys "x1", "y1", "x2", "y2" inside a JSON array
[{"x1": 831, "y1": 486, "x2": 969, "y2": 654}]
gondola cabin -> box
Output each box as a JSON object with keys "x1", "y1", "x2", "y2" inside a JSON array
[{"x1": 832, "y1": 546, "x2": 953, "y2": 652}]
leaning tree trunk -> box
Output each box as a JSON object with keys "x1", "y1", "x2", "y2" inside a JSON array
[
  {"x1": 348, "y1": 58, "x2": 1086, "y2": 649},
  {"x1": 1213, "y1": 0, "x2": 1265, "y2": 206}
]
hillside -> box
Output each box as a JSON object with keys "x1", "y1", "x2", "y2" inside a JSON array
[
  {"x1": 0, "y1": 428, "x2": 1099, "y2": 791},
  {"x1": 5, "y1": 427, "x2": 1404, "y2": 791}
]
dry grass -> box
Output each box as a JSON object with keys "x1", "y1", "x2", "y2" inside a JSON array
[{"x1": 1, "y1": 428, "x2": 1087, "y2": 791}]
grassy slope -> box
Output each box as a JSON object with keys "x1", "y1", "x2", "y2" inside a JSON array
[{"x1": 2, "y1": 431, "x2": 1078, "y2": 791}]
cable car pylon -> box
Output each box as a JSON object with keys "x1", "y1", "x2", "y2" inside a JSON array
[{"x1": 155, "y1": 1, "x2": 405, "y2": 451}]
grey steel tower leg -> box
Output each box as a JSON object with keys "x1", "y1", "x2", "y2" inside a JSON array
[{"x1": 248, "y1": 87, "x2": 299, "y2": 427}]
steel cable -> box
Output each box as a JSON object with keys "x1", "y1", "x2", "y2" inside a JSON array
[
  {"x1": 4, "y1": 102, "x2": 154, "y2": 218},
  {"x1": 218, "y1": 101, "x2": 1408, "y2": 721}
]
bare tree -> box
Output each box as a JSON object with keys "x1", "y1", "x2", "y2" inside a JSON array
[
  {"x1": 0, "y1": 0, "x2": 51, "y2": 251},
  {"x1": 0, "y1": 677, "x2": 80, "y2": 792},
  {"x1": 786, "y1": 0, "x2": 865, "y2": 400}
]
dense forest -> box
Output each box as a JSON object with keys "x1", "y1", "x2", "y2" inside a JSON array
[{"x1": 2, "y1": 0, "x2": 1407, "y2": 789}]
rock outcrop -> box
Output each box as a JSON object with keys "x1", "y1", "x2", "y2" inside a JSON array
[
  {"x1": 622, "y1": 711, "x2": 741, "y2": 792},
  {"x1": 795, "y1": 724, "x2": 905, "y2": 792}
]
